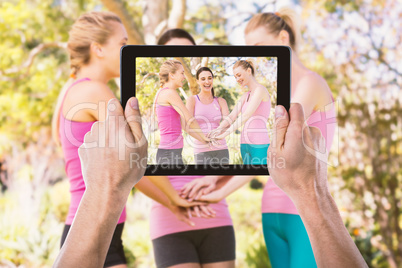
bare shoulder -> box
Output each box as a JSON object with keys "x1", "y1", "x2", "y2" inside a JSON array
[
  {"x1": 217, "y1": 97, "x2": 227, "y2": 105},
  {"x1": 297, "y1": 71, "x2": 333, "y2": 106},
  {"x1": 68, "y1": 80, "x2": 115, "y2": 103},
  {"x1": 298, "y1": 71, "x2": 329, "y2": 92},
  {"x1": 159, "y1": 88, "x2": 180, "y2": 100},
  {"x1": 186, "y1": 95, "x2": 196, "y2": 105}
]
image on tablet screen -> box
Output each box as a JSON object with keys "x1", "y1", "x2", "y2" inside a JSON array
[{"x1": 135, "y1": 56, "x2": 277, "y2": 166}]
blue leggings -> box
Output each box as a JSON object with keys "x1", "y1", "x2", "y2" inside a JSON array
[
  {"x1": 262, "y1": 213, "x2": 317, "y2": 268},
  {"x1": 240, "y1": 143, "x2": 269, "y2": 164}
]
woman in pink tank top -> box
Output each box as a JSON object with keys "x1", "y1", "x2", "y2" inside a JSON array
[
  {"x1": 135, "y1": 30, "x2": 236, "y2": 268},
  {"x1": 243, "y1": 9, "x2": 336, "y2": 268},
  {"x1": 154, "y1": 59, "x2": 210, "y2": 165},
  {"x1": 51, "y1": 12, "x2": 129, "y2": 268},
  {"x1": 186, "y1": 67, "x2": 230, "y2": 164},
  {"x1": 210, "y1": 59, "x2": 271, "y2": 165}
]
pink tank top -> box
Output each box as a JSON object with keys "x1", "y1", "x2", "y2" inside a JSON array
[
  {"x1": 241, "y1": 91, "x2": 271, "y2": 144},
  {"x1": 59, "y1": 78, "x2": 126, "y2": 224},
  {"x1": 262, "y1": 96, "x2": 336, "y2": 214},
  {"x1": 149, "y1": 175, "x2": 233, "y2": 239},
  {"x1": 192, "y1": 95, "x2": 228, "y2": 154},
  {"x1": 155, "y1": 87, "x2": 184, "y2": 149}
]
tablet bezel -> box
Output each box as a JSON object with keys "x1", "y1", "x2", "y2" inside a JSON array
[{"x1": 121, "y1": 45, "x2": 291, "y2": 175}]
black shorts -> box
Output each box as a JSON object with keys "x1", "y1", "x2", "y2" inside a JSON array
[
  {"x1": 61, "y1": 222, "x2": 127, "y2": 267},
  {"x1": 152, "y1": 226, "x2": 236, "y2": 268}
]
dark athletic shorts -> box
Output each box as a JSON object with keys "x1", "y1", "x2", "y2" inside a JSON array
[
  {"x1": 61, "y1": 222, "x2": 126, "y2": 267},
  {"x1": 152, "y1": 226, "x2": 235, "y2": 268},
  {"x1": 195, "y1": 149, "x2": 230, "y2": 165},
  {"x1": 156, "y1": 148, "x2": 184, "y2": 165}
]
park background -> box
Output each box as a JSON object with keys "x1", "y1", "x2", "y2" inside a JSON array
[
  {"x1": 0, "y1": 0, "x2": 401, "y2": 267},
  {"x1": 136, "y1": 56, "x2": 277, "y2": 164}
]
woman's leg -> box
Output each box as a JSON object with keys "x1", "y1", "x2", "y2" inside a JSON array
[
  {"x1": 262, "y1": 213, "x2": 290, "y2": 268},
  {"x1": 197, "y1": 226, "x2": 236, "y2": 268},
  {"x1": 152, "y1": 231, "x2": 200, "y2": 268},
  {"x1": 280, "y1": 214, "x2": 317, "y2": 268},
  {"x1": 202, "y1": 260, "x2": 235, "y2": 268}
]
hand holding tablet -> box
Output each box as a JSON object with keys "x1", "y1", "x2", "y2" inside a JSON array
[{"x1": 120, "y1": 45, "x2": 291, "y2": 176}]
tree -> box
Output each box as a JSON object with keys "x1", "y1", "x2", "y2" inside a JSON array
[{"x1": 301, "y1": 0, "x2": 401, "y2": 266}]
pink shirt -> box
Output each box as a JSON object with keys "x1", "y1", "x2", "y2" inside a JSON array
[
  {"x1": 155, "y1": 88, "x2": 184, "y2": 149},
  {"x1": 192, "y1": 96, "x2": 228, "y2": 154},
  {"x1": 262, "y1": 101, "x2": 336, "y2": 214},
  {"x1": 149, "y1": 176, "x2": 233, "y2": 240},
  {"x1": 241, "y1": 91, "x2": 271, "y2": 144},
  {"x1": 59, "y1": 78, "x2": 126, "y2": 224}
]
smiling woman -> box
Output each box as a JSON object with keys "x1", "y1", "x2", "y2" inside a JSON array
[
  {"x1": 185, "y1": 66, "x2": 230, "y2": 164},
  {"x1": 51, "y1": 11, "x2": 129, "y2": 268},
  {"x1": 154, "y1": 59, "x2": 210, "y2": 165},
  {"x1": 208, "y1": 59, "x2": 271, "y2": 165}
]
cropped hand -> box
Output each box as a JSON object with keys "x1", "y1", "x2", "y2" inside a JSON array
[
  {"x1": 268, "y1": 104, "x2": 329, "y2": 203},
  {"x1": 79, "y1": 98, "x2": 147, "y2": 196}
]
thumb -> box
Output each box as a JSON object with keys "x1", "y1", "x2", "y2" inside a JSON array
[
  {"x1": 124, "y1": 97, "x2": 146, "y2": 144},
  {"x1": 107, "y1": 98, "x2": 124, "y2": 119},
  {"x1": 273, "y1": 105, "x2": 290, "y2": 150}
]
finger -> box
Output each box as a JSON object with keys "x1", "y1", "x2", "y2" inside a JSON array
[
  {"x1": 193, "y1": 206, "x2": 201, "y2": 217},
  {"x1": 107, "y1": 98, "x2": 124, "y2": 120},
  {"x1": 189, "y1": 183, "x2": 206, "y2": 199},
  {"x1": 124, "y1": 97, "x2": 146, "y2": 144},
  {"x1": 195, "y1": 189, "x2": 204, "y2": 201},
  {"x1": 182, "y1": 201, "x2": 208, "y2": 207},
  {"x1": 202, "y1": 183, "x2": 215, "y2": 195},
  {"x1": 272, "y1": 105, "x2": 290, "y2": 150},
  {"x1": 288, "y1": 103, "x2": 306, "y2": 124},
  {"x1": 181, "y1": 180, "x2": 196, "y2": 196},
  {"x1": 187, "y1": 208, "x2": 192, "y2": 219},
  {"x1": 183, "y1": 217, "x2": 195, "y2": 227},
  {"x1": 198, "y1": 205, "x2": 211, "y2": 217}
]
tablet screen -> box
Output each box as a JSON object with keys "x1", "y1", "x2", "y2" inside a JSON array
[
  {"x1": 136, "y1": 56, "x2": 277, "y2": 166},
  {"x1": 120, "y1": 45, "x2": 290, "y2": 175}
]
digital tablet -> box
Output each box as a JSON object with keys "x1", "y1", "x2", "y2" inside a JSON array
[{"x1": 120, "y1": 45, "x2": 291, "y2": 175}]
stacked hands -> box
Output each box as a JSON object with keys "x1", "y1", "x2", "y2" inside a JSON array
[
  {"x1": 167, "y1": 176, "x2": 229, "y2": 226},
  {"x1": 206, "y1": 127, "x2": 227, "y2": 148}
]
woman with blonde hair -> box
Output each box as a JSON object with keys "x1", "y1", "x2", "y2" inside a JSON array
[
  {"x1": 154, "y1": 59, "x2": 211, "y2": 164},
  {"x1": 209, "y1": 59, "x2": 271, "y2": 165},
  {"x1": 51, "y1": 11, "x2": 129, "y2": 267},
  {"x1": 244, "y1": 7, "x2": 336, "y2": 268}
]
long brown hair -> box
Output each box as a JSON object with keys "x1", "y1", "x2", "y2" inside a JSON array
[{"x1": 51, "y1": 11, "x2": 122, "y2": 146}]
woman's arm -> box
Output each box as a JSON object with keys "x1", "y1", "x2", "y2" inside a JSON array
[
  {"x1": 291, "y1": 73, "x2": 332, "y2": 119},
  {"x1": 147, "y1": 176, "x2": 206, "y2": 208},
  {"x1": 197, "y1": 176, "x2": 254, "y2": 203},
  {"x1": 135, "y1": 176, "x2": 173, "y2": 208},
  {"x1": 217, "y1": 86, "x2": 267, "y2": 139},
  {"x1": 185, "y1": 95, "x2": 196, "y2": 117},
  {"x1": 62, "y1": 80, "x2": 116, "y2": 123},
  {"x1": 180, "y1": 176, "x2": 233, "y2": 201},
  {"x1": 166, "y1": 90, "x2": 209, "y2": 143},
  {"x1": 218, "y1": 97, "x2": 230, "y2": 117},
  {"x1": 216, "y1": 94, "x2": 245, "y2": 130},
  {"x1": 136, "y1": 176, "x2": 203, "y2": 225}
]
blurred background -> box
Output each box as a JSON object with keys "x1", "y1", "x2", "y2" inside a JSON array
[{"x1": 0, "y1": 0, "x2": 401, "y2": 267}]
